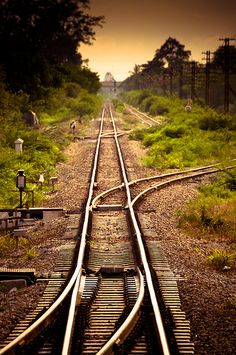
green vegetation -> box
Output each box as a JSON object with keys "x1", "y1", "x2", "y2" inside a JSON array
[
  {"x1": 122, "y1": 37, "x2": 236, "y2": 112},
  {"x1": 22, "y1": 246, "x2": 38, "y2": 261},
  {"x1": 0, "y1": 82, "x2": 102, "y2": 208},
  {"x1": 121, "y1": 89, "x2": 236, "y2": 270},
  {"x1": 178, "y1": 170, "x2": 236, "y2": 269},
  {"x1": 0, "y1": 0, "x2": 104, "y2": 98},
  {"x1": 178, "y1": 171, "x2": 236, "y2": 238},
  {"x1": 207, "y1": 249, "x2": 235, "y2": 270},
  {"x1": 0, "y1": 235, "x2": 16, "y2": 256},
  {"x1": 0, "y1": 0, "x2": 104, "y2": 208},
  {"x1": 122, "y1": 90, "x2": 236, "y2": 169}
]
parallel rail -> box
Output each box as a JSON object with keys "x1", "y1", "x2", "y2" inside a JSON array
[
  {"x1": 62, "y1": 103, "x2": 171, "y2": 354},
  {"x1": 124, "y1": 104, "x2": 161, "y2": 126}
]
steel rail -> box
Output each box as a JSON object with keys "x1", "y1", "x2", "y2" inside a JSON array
[
  {"x1": 91, "y1": 161, "x2": 231, "y2": 209},
  {"x1": 62, "y1": 103, "x2": 151, "y2": 354},
  {"x1": 0, "y1": 107, "x2": 106, "y2": 355},
  {"x1": 96, "y1": 268, "x2": 145, "y2": 355},
  {"x1": 61, "y1": 107, "x2": 106, "y2": 354},
  {"x1": 108, "y1": 104, "x2": 171, "y2": 355},
  {"x1": 125, "y1": 104, "x2": 160, "y2": 125},
  {"x1": 131, "y1": 164, "x2": 236, "y2": 207}
]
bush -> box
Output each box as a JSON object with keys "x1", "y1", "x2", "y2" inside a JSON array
[
  {"x1": 0, "y1": 235, "x2": 16, "y2": 256},
  {"x1": 23, "y1": 247, "x2": 38, "y2": 260},
  {"x1": 199, "y1": 112, "x2": 235, "y2": 131},
  {"x1": 178, "y1": 172, "x2": 236, "y2": 243},
  {"x1": 139, "y1": 96, "x2": 156, "y2": 112},
  {"x1": 122, "y1": 90, "x2": 236, "y2": 169},
  {"x1": 150, "y1": 103, "x2": 169, "y2": 115},
  {"x1": 163, "y1": 125, "x2": 186, "y2": 138},
  {"x1": 207, "y1": 249, "x2": 235, "y2": 269}
]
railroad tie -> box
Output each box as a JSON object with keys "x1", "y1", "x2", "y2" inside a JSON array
[{"x1": 81, "y1": 275, "x2": 125, "y2": 354}]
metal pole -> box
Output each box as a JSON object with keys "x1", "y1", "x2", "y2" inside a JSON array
[
  {"x1": 19, "y1": 189, "x2": 23, "y2": 208},
  {"x1": 179, "y1": 64, "x2": 183, "y2": 99},
  {"x1": 169, "y1": 67, "x2": 173, "y2": 96},
  {"x1": 219, "y1": 37, "x2": 235, "y2": 114},
  {"x1": 205, "y1": 51, "x2": 211, "y2": 106},
  {"x1": 191, "y1": 61, "x2": 196, "y2": 101}
]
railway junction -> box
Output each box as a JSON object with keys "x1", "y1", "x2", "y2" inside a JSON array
[{"x1": 0, "y1": 103, "x2": 235, "y2": 355}]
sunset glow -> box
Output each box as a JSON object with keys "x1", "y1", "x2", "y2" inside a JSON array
[{"x1": 79, "y1": 0, "x2": 236, "y2": 81}]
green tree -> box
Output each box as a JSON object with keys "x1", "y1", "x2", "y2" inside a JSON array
[
  {"x1": 0, "y1": 0, "x2": 104, "y2": 95},
  {"x1": 143, "y1": 37, "x2": 191, "y2": 73},
  {"x1": 212, "y1": 44, "x2": 236, "y2": 72}
]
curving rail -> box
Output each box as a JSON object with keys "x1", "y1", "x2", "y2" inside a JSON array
[
  {"x1": 61, "y1": 102, "x2": 171, "y2": 354},
  {"x1": 96, "y1": 268, "x2": 145, "y2": 355},
  {"x1": 91, "y1": 161, "x2": 235, "y2": 209},
  {"x1": 62, "y1": 102, "x2": 171, "y2": 354}
]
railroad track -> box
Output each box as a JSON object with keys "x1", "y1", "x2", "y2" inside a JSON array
[
  {"x1": 124, "y1": 104, "x2": 161, "y2": 127},
  {"x1": 1, "y1": 102, "x2": 234, "y2": 354}
]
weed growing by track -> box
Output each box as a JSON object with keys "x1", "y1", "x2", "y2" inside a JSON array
[
  {"x1": 177, "y1": 170, "x2": 236, "y2": 269},
  {"x1": 121, "y1": 90, "x2": 236, "y2": 169}
]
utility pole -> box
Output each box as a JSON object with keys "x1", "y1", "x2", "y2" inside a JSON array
[
  {"x1": 191, "y1": 61, "x2": 196, "y2": 101},
  {"x1": 179, "y1": 64, "x2": 183, "y2": 99},
  {"x1": 169, "y1": 66, "x2": 173, "y2": 96},
  {"x1": 162, "y1": 71, "x2": 167, "y2": 96},
  {"x1": 219, "y1": 37, "x2": 235, "y2": 114},
  {"x1": 202, "y1": 51, "x2": 212, "y2": 106}
]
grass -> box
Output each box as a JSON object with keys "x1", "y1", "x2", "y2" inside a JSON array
[
  {"x1": 178, "y1": 171, "x2": 236, "y2": 240},
  {"x1": 0, "y1": 86, "x2": 102, "y2": 208},
  {"x1": 121, "y1": 90, "x2": 236, "y2": 169},
  {"x1": 0, "y1": 235, "x2": 16, "y2": 256},
  {"x1": 207, "y1": 249, "x2": 236, "y2": 270},
  {"x1": 177, "y1": 170, "x2": 236, "y2": 270},
  {"x1": 121, "y1": 90, "x2": 236, "y2": 270},
  {"x1": 22, "y1": 246, "x2": 38, "y2": 260}
]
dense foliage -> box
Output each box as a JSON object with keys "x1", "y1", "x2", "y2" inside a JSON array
[
  {"x1": 0, "y1": 84, "x2": 102, "y2": 208},
  {"x1": 0, "y1": 0, "x2": 104, "y2": 97},
  {"x1": 0, "y1": 0, "x2": 104, "y2": 207},
  {"x1": 122, "y1": 90, "x2": 236, "y2": 169}
]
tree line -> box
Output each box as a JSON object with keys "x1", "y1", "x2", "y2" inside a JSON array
[
  {"x1": 0, "y1": 0, "x2": 104, "y2": 100},
  {"x1": 122, "y1": 37, "x2": 236, "y2": 113}
]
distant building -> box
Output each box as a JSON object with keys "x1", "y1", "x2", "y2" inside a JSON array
[
  {"x1": 101, "y1": 72, "x2": 121, "y2": 94},
  {"x1": 104, "y1": 72, "x2": 115, "y2": 82}
]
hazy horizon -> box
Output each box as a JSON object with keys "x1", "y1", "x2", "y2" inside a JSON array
[{"x1": 79, "y1": 0, "x2": 236, "y2": 81}]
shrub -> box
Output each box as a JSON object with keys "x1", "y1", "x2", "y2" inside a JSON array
[
  {"x1": 23, "y1": 247, "x2": 38, "y2": 260},
  {"x1": 207, "y1": 249, "x2": 235, "y2": 269},
  {"x1": 0, "y1": 235, "x2": 16, "y2": 256},
  {"x1": 163, "y1": 125, "x2": 186, "y2": 138},
  {"x1": 112, "y1": 98, "x2": 125, "y2": 112},
  {"x1": 129, "y1": 129, "x2": 146, "y2": 141},
  {"x1": 139, "y1": 96, "x2": 156, "y2": 112},
  {"x1": 150, "y1": 103, "x2": 169, "y2": 115},
  {"x1": 199, "y1": 112, "x2": 234, "y2": 131}
]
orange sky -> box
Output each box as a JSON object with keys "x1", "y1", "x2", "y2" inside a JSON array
[{"x1": 79, "y1": 0, "x2": 236, "y2": 81}]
